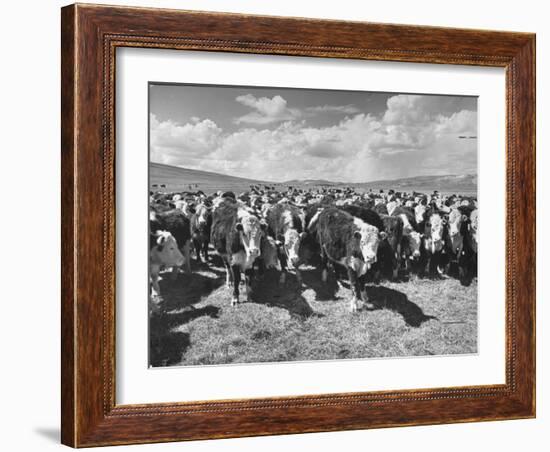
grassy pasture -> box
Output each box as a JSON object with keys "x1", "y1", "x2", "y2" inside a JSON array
[{"x1": 149, "y1": 254, "x2": 477, "y2": 367}]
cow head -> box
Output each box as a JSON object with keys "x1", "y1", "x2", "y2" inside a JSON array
[
  {"x1": 353, "y1": 221, "x2": 384, "y2": 267},
  {"x1": 406, "y1": 231, "x2": 423, "y2": 259},
  {"x1": 195, "y1": 204, "x2": 210, "y2": 232},
  {"x1": 236, "y1": 214, "x2": 265, "y2": 261},
  {"x1": 415, "y1": 204, "x2": 427, "y2": 225},
  {"x1": 151, "y1": 231, "x2": 184, "y2": 267},
  {"x1": 283, "y1": 229, "x2": 307, "y2": 268}
]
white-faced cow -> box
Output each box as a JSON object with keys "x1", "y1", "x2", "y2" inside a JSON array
[
  {"x1": 150, "y1": 209, "x2": 192, "y2": 274},
  {"x1": 149, "y1": 230, "x2": 184, "y2": 309},
  {"x1": 422, "y1": 210, "x2": 448, "y2": 276},
  {"x1": 311, "y1": 207, "x2": 385, "y2": 312},
  {"x1": 265, "y1": 203, "x2": 307, "y2": 284},
  {"x1": 190, "y1": 203, "x2": 212, "y2": 263},
  {"x1": 392, "y1": 206, "x2": 423, "y2": 271},
  {"x1": 211, "y1": 199, "x2": 266, "y2": 305}
]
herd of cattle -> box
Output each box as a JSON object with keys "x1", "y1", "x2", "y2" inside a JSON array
[{"x1": 150, "y1": 185, "x2": 478, "y2": 313}]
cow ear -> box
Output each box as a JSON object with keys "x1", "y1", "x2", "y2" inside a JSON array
[
  {"x1": 236, "y1": 223, "x2": 243, "y2": 232},
  {"x1": 353, "y1": 231, "x2": 362, "y2": 240},
  {"x1": 462, "y1": 214, "x2": 469, "y2": 222},
  {"x1": 379, "y1": 231, "x2": 387, "y2": 240}
]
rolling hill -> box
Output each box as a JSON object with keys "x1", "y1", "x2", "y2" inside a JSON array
[
  {"x1": 150, "y1": 162, "x2": 273, "y2": 193},
  {"x1": 150, "y1": 163, "x2": 477, "y2": 195}
]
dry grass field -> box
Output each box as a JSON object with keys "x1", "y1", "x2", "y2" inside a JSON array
[{"x1": 149, "y1": 253, "x2": 477, "y2": 367}]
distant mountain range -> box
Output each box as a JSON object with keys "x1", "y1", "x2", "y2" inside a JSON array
[{"x1": 150, "y1": 162, "x2": 477, "y2": 194}]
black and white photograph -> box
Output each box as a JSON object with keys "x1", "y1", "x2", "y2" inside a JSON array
[{"x1": 148, "y1": 83, "x2": 479, "y2": 368}]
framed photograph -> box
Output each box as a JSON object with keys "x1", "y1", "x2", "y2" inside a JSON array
[{"x1": 61, "y1": 4, "x2": 535, "y2": 447}]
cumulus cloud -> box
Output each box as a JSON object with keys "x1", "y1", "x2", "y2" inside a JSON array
[
  {"x1": 150, "y1": 114, "x2": 222, "y2": 164},
  {"x1": 150, "y1": 93, "x2": 477, "y2": 182},
  {"x1": 234, "y1": 94, "x2": 301, "y2": 125},
  {"x1": 305, "y1": 104, "x2": 361, "y2": 115}
]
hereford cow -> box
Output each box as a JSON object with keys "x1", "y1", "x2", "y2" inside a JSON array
[
  {"x1": 310, "y1": 208, "x2": 386, "y2": 312},
  {"x1": 422, "y1": 211, "x2": 447, "y2": 276},
  {"x1": 149, "y1": 230, "x2": 184, "y2": 309},
  {"x1": 392, "y1": 206, "x2": 423, "y2": 270},
  {"x1": 444, "y1": 208, "x2": 469, "y2": 277},
  {"x1": 211, "y1": 200, "x2": 266, "y2": 305},
  {"x1": 150, "y1": 209, "x2": 192, "y2": 274},
  {"x1": 190, "y1": 203, "x2": 212, "y2": 262},
  {"x1": 265, "y1": 203, "x2": 307, "y2": 284}
]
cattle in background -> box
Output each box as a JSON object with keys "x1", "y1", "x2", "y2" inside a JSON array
[
  {"x1": 310, "y1": 207, "x2": 386, "y2": 312},
  {"x1": 338, "y1": 204, "x2": 385, "y2": 231},
  {"x1": 211, "y1": 200, "x2": 266, "y2": 305},
  {"x1": 149, "y1": 230, "x2": 184, "y2": 310},
  {"x1": 373, "y1": 202, "x2": 388, "y2": 216},
  {"x1": 265, "y1": 203, "x2": 307, "y2": 284},
  {"x1": 150, "y1": 209, "x2": 192, "y2": 274}
]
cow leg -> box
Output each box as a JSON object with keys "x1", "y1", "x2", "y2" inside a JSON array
[
  {"x1": 183, "y1": 240, "x2": 192, "y2": 273},
  {"x1": 231, "y1": 265, "x2": 241, "y2": 306},
  {"x1": 193, "y1": 239, "x2": 202, "y2": 263},
  {"x1": 202, "y1": 240, "x2": 209, "y2": 262},
  {"x1": 278, "y1": 248, "x2": 287, "y2": 284},
  {"x1": 222, "y1": 257, "x2": 232, "y2": 287},
  {"x1": 244, "y1": 268, "x2": 254, "y2": 302},
  {"x1": 295, "y1": 266, "x2": 303, "y2": 285},
  {"x1": 347, "y1": 268, "x2": 360, "y2": 313},
  {"x1": 150, "y1": 266, "x2": 161, "y2": 302},
  {"x1": 320, "y1": 249, "x2": 329, "y2": 283},
  {"x1": 392, "y1": 254, "x2": 399, "y2": 280}
]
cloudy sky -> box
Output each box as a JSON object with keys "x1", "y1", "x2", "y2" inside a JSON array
[{"x1": 149, "y1": 83, "x2": 477, "y2": 182}]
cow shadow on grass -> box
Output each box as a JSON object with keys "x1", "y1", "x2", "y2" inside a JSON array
[
  {"x1": 249, "y1": 269, "x2": 318, "y2": 319},
  {"x1": 157, "y1": 267, "x2": 225, "y2": 311},
  {"x1": 364, "y1": 286, "x2": 437, "y2": 327},
  {"x1": 151, "y1": 264, "x2": 225, "y2": 367},
  {"x1": 149, "y1": 305, "x2": 221, "y2": 367},
  {"x1": 300, "y1": 267, "x2": 340, "y2": 303}
]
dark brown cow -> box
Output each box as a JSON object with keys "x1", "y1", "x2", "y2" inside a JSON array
[{"x1": 310, "y1": 208, "x2": 386, "y2": 312}]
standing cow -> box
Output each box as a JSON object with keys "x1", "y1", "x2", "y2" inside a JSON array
[
  {"x1": 211, "y1": 200, "x2": 266, "y2": 305},
  {"x1": 265, "y1": 203, "x2": 307, "y2": 284},
  {"x1": 392, "y1": 206, "x2": 423, "y2": 272},
  {"x1": 149, "y1": 230, "x2": 184, "y2": 310},
  {"x1": 190, "y1": 203, "x2": 212, "y2": 262},
  {"x1": 310, "y1": 208, "x2": 386, "y2": 312},
  {"x1": 422, "y1": 211, "x2": 447, "y2": 276}
]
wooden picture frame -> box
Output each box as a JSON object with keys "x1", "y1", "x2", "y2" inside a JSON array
[{"x1": 61, "y1": 3, "x2": 535, "y2": 447}]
